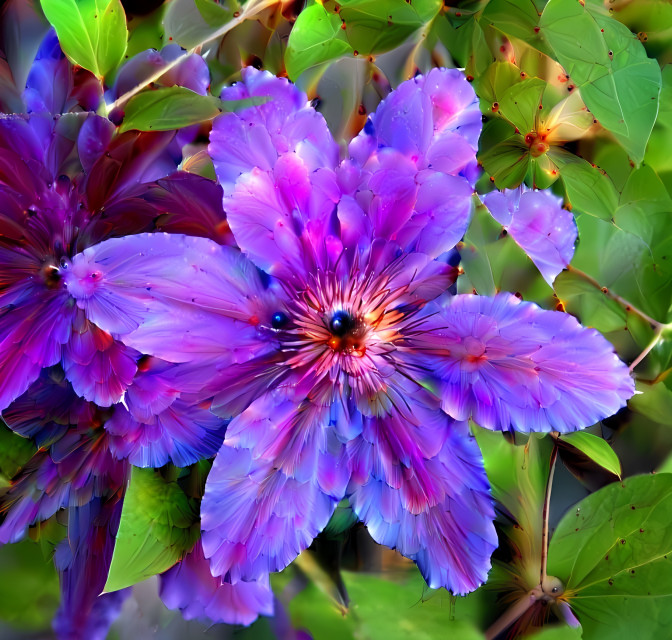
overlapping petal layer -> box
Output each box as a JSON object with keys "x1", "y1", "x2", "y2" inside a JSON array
[
  {"x1": 160, "y1": 541, "x2": 274, "y2": 626},
  {"x1": 348, "y1": 414, "x2": 496, "y2": 593},
  {"x1": 104, "y1": 358, "x2": 227, "y2": 467},
  {"x1": 410, "y1": 294, "x2": 634, "y2": 432},
  {"x1": 201, "y1": 390, "x2": 349, "y2": 583}
]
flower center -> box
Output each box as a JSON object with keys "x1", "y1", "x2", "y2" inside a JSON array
[
  {"x1": 326, "y1": 310, "x2": 366, "y2": 355},
  {"x1": 329, "y1": 310, "x2": 353, "y2": 336}
]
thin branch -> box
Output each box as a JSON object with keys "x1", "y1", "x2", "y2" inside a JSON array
[
  {"x1": 629, "y1": 325, "x2": 666, "y2": 372},
  {"x1": 105, "y1": 0, "x2": 277, "y2": 114},
  {"x1": 565, "y1": 265, "x2": 665, "y2": 330},
  {"x1": 485, "y1": 592, "x2": 538, "y2": 640},
  {"x1": 540, "y1": 441, "x2": 558, "y2": 584}
]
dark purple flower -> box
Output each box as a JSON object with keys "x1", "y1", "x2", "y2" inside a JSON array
[
  {"x1": 63, "y1": 68, "x2": 635, "y2": 623},
  {"x1": 0, "y1": 38, "x2": 226, "y2": 412}
]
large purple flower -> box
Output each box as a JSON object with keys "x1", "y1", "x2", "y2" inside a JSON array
[{"x1": 65, "y1": 68, "x2": 634, "y2": 620}]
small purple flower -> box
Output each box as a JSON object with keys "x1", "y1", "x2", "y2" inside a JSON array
[
  {"x1": 483, "y1": 187, "x2": 577, "y2": 285},
  {"x1": 65, "y1": 67, "x2": 634, "y2": 623}
]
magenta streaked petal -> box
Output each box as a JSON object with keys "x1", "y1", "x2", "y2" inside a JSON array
[
  {"x1": 483, "y1": 188, "x2": 577, "y2": 285},
  {"x1": 211, "y1": 67, "x2": 338, "y2": 191},
  {"x1": 411, "y1": 294, "x2": 634, "y2": 432},
  {"x1": 348, "y1": 415, "x2": 496, "y2": 594},
  {"x1": 351, "y1": 68, "x2": 481, "y2": 172},
  {"x1": 53, "y1": 498, "x2": 129, "y2": 640},
  {"x1": 202, "y1": 445, "x2": 337, "y2": 582},
  {"x1": 423, "y1": 67, "x2": 483, "y2": 150},
  {"x1": 104, "y1": 359, "x2": 226, "y2": 467},
  {"x1": 0, "y1": 288, "x2": 74, "y2": 411},
  {"x1": 159, "y1": 541, "x2": 274, "y2": 626},
  {"x1": 63, "y1": 313, "x2": 138, "y2": 406},
  {"x1": 365, "y1": 76, "x2": 434, "y2": 158},
  {"x1": 65, "y1": 233, "x2": 282, "y2": 362},
  {"x1": 394, "y1": 171, "x2": 473, "y2": 258},
  {"x1": 0, "y1": 393, "x2": 128, "y2": 543},
  {"x1": 201, "y1": 391, "x2": 348, "y2": 582}
]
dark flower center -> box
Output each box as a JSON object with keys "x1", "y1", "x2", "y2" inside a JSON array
[
  {"x1": 41, "y1": 260, "x2": 62, "y2": 289},
  {"x1": 329, "y1": 310, "x2": 353, "y2": 337},
  {"x1": 271, "y1": 311, "x2": 289, "y2": 329}
]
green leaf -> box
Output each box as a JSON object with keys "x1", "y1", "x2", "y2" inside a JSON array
[
  {"x1": 540, "y1": 0, "x2": 662, "y2": 164},
  {"x1": 629, "y1": 380, "x2": 672, "y2": 425},
  {"x1": 478, "y1": 119, "x2": 530, "y2": 189},
  {"x1": 125, "y1": 2, "x2": 166, "y2": 59},
  {"x1": 558, "y1": 431, "x2": 621, "y2": 478},
  {"x1": 285, "y1": 4, "x2": 352, "y2": 81},
  {"x1": 288, "y1": 563, "x2": 485, "y2": 640},
  {"x1": 480, "y1": 0, "x2": 550, "y2": 55},
  {"x1": 497, "y1": 77, "x2": 546, "y2": 133},
  {"x1": 104, "y1": 466, "x2": 200, "y2": 592},
  {"x1": 164, "y1": 0, "x2": 237, "y2": 50},
  {"x1": 550, "y1": 148, "x2": 619, "y2": 220},
  {"x1": 119, "y1": 86, "x2": 224, "y2": 132},
  {"x1": 547, "y1": 474, "x2": 672, "y2": 639},
  {"x1": 322, "y1": 499, "x2": 357, "y2": 539},
  {"x1": 285, "y1": 0, "x2": 441, "y2": 80},
  {"x1": 475, "y1": 428, "x2": 553, "y2": 588},
  {"x1": 40, "y1": 0, "x2": 128, "y2": 78},
  {"x1": 0, "y1": 539, "x2": 60, "y2": 631},
  {"x1": 0, "y1": 422, "x2": 35, "y2": 487},
  {"x1": 342, "y1": 570, "x2": 483, "y2": 640},
  {"x1": 553, "y1": 269, "x2": 628, "y2": 334}
]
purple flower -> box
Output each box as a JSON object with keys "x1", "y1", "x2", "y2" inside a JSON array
[
  {"x1": 65, "y1": 68, "x2": 634, "y2": 621},
  {"x1": 483, "y1": 187, "x2": 577, "y2": 285},
  {"x1": 0, "y1": 36, "x2": 227, "y2": 412}
]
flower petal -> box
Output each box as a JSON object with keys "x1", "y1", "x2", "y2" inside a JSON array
[
  {"x1": 411, "y1": 294, "x2": 634, "y2": 432},
  {"x1": 53, "y1": 498, "x2": 129, "y2": 640},
  {"x1": 159, "y1": 541, "x2": 274, "y2": 626},
  {"x1": 62, "y1": 311, "x2": 138, "y2": 407},
  {"x1": 0, "y1": 287, "x2": 74, "y2": 411},
  {"x1": 104, "y1": 359, "x2": 226, "y2": 468},
  {"x1": 210, "y1": 67, "x2": 339, "y2": 277},
  {"x1": 347, "y1": 409, "x2": 496, "y2": 594},
  {"x1": 64, "y1": 233, "x2": 281, "y2": 363},
  {"x1": 201, "y1": 391, "x2": 349, "y2": 583},
  {"x1": 483, "y1": 188, "x2": 577, "y2": 285}
]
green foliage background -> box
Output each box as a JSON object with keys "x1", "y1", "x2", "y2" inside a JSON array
[{"x1": 2, "y1": 0, "x2": 672, "y2": 638}]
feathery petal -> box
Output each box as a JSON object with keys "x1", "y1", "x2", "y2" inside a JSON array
[
  {"x1": 483, "y1": 187, "x2": 577, "y2": 285},
  {"x1": 411, "y1": 294, "x2": 634, "y2": 432}
]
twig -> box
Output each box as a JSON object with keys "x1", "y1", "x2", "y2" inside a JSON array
[
  {"x1": 540, "y1": 441, "x2": 558, "y2": 584},
  {"x1": 566, "y1": 265, "x2": 665, "y2": 330},
  {"x1": 485, "y1": 592, "x2": 538, "y2": 640},
  {"x1": 105, "y1": 0, "x2": 277, "y2": 114},
  {"x1": 629, "y1": 324, "x2": 666, "y2": 372}
]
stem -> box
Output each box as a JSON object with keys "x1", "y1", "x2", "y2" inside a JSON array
[
  {"x1": 484, "y1": 592, "x2": 538, "y2": 640},
  {"x1": 104, "y1": 0, "x2": 277, "y2": 115},
  {"x1": 566, "y1": 265, "x2": 665, "y2": 330},
  {"x1": 629, "y1": 325, "x2": 666, "y2": 372},
  {"x1": 540, "y1": 441, "x2": 558, "y2": 584}
]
